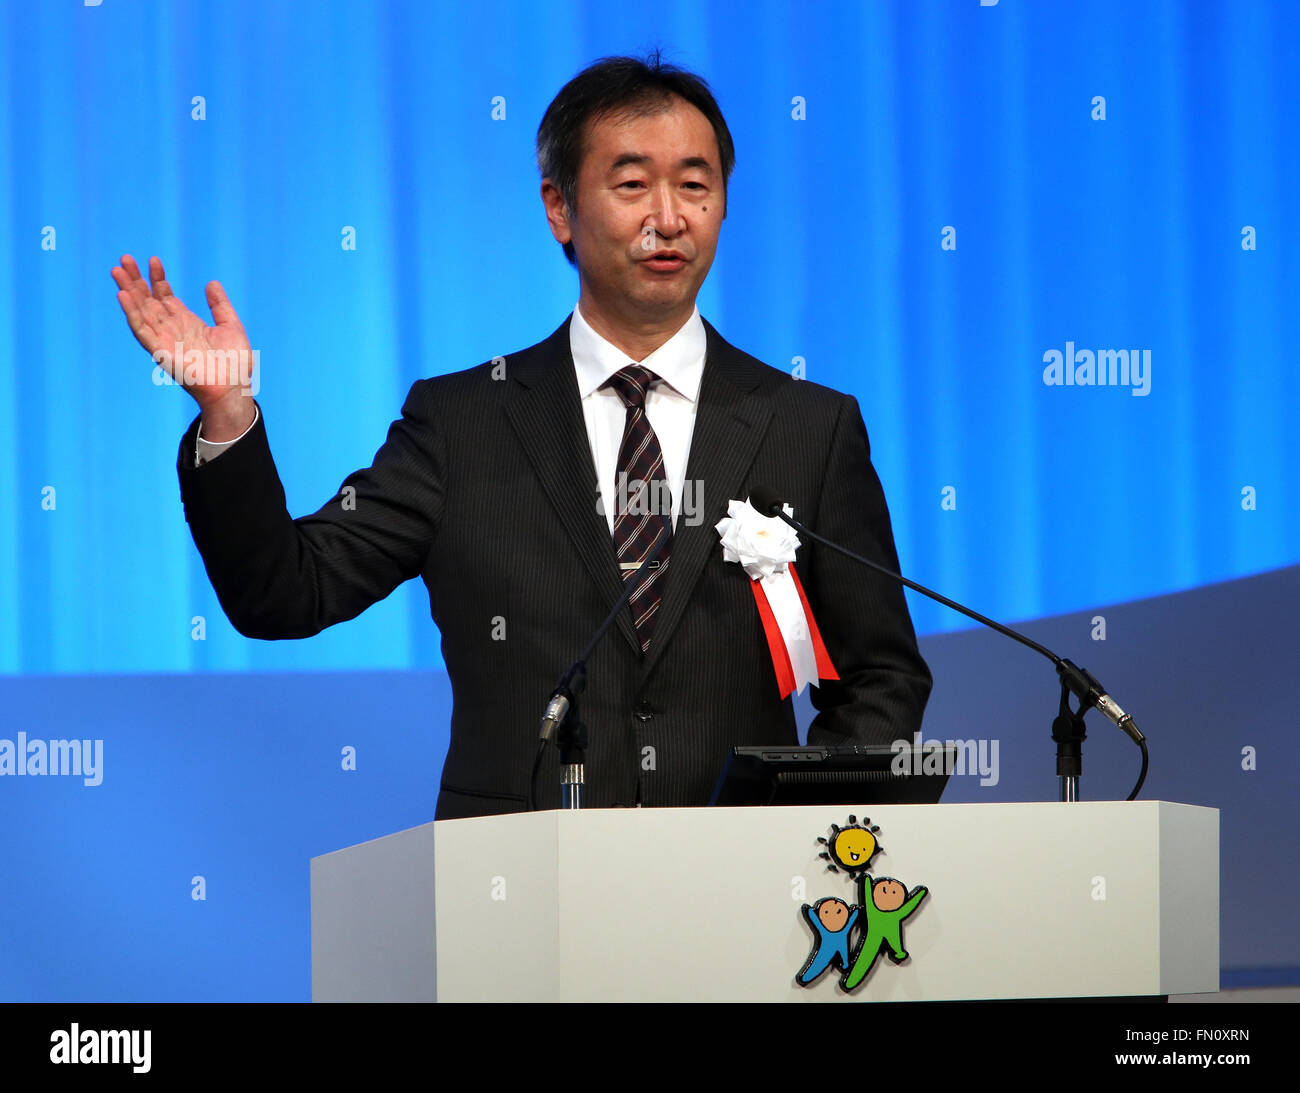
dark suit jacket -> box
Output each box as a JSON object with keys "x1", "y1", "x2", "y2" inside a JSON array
[{"x1": 176, "y1": 314, "x2": 931, "y2": 818}]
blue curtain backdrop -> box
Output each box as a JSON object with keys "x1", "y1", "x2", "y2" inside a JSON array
[
  {"x1": 1, "y1": 0, "x2": 1297, "y2": 1000},
  {"x1": 2, "y1": 0, "x2": 1295, "y2": 673}
]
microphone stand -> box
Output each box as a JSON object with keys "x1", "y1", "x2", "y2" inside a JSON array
[
  {"x1": 543, "y1": 660, "x2": 589, "y2": 810},
  {"x1": 556, "y1": 660, "x2": 588, "y2": 810},
  {"x1": 757, "y1": 499, "x2": 1147, "y2": 802},
  {"x1": 531, "y1": 524, "x2": 670, "y2": 811}
]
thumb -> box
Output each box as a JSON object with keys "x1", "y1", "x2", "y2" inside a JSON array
[{"x1": 205, "y1": 280, "x2": 241, "y2": 327}]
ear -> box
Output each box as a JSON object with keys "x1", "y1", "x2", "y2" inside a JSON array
[{"x1": 540, "y1": 180, "x2": 573, "y2": 246}]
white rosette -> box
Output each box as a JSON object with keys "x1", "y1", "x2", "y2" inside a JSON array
[{"x1": 715, "y1": 497, "x2": 820, "y2": 694}]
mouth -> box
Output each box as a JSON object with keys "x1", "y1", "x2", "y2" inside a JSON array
[{"x1": 640, "y1": 253, "x2": 688, "y2": 274}]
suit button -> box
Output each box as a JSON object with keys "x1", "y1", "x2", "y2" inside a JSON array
[{"x1": 633, "y1": 700, "x2": 653, "y2": 721}]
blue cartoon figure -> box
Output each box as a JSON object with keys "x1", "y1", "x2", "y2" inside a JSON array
[{"x1": 797, "y1": 897, "x2": 860, "y2": 985}]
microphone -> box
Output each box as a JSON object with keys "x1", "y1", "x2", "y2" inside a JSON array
[
  {"x1": 748, "y1": 485, "x2": 1147, "y2": 799},
  {"x1": 748, "y1": 486, "x2": 786, "y2": 518},
  {"x1": 537, "y1": 684, "x2": 574, "y2": 744},
  {"x1": 1056, "y1": 661, "x2": 1144, "y2": 745}
]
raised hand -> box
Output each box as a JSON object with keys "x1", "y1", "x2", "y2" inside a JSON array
[{"x1": 112, "y1": 255, "x2": 257, "y2": 434}]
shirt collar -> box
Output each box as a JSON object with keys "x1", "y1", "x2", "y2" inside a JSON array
[{"x1": 570, "y1": 300, "x2": 706, "y2": 403}]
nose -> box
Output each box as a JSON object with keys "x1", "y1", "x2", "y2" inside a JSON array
[{"x1": 642, "y1": 181, "x2": 686, "y2": 244}]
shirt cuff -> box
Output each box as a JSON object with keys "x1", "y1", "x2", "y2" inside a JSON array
[{"x1": 196, "y1": 402, "x2": 260, "y2": 466}]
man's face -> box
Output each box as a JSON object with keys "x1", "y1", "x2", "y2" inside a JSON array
[{"x1": 546, "y1": 96, "x2": 724, "y2": 324}]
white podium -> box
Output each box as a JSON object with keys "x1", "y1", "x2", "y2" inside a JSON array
[{"x1": 310, "y1": 801, "x2": 1218, "y2": 1002}]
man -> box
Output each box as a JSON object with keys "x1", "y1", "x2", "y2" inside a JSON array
[{"x1": 113, "y1": 53, "x2": 931, "y2": 819}]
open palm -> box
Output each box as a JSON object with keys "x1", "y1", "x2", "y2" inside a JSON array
[{"x1": 112, "y1": 254, "x2": 252, "y2": 411}]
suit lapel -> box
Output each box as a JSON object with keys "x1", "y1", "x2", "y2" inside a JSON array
[
  {"x1": 637, "y1": 318, "x2": 773, "y2": 683},
  {"x1": 504, "y1": 314, "x2": 775, "y2": 671},
  {"x1": 504, "y1": 316, "x2": 642, "y2": 655}
]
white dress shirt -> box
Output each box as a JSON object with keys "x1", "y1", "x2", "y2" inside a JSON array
[{"x1": 569, "y1": 301, "x2": 706, "y2": 534}]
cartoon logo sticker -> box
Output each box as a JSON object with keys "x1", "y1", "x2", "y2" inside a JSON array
[{"x1": 797, "y1": 816, "x2": 929, "y2": 992}]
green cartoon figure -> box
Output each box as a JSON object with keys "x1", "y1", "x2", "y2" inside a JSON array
[{"x1": 841, "y1": 875, "x2": 928, "y2": 991}]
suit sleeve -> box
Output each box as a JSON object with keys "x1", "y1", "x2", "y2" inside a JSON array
[
  {"x1": 175, "y1": 380, "x2": 445, "y2": 639},
  {"x1": 803, "y1": 394, "x2": 931, "y2": 745}
]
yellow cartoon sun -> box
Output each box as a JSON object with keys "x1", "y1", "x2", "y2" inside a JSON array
[{"x1": 817, "y1": 815, "x2": 882, "y2": 874}]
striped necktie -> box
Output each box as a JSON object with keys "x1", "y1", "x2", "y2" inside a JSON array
[{"x1": 603, "y1": 365, "x2": 673, "y2": 653}]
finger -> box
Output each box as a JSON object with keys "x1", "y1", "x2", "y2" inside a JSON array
[
  {"x1": 116, "y1": 256, "x2": 152, "y2": 305},
  {"x1": 149, "y1": 256, "x2": 175, "y2": 300},
  {"x1": 121, "y1": 254, "x2": 145, "y2": 283},
  {"x1": 205, "y1": 280, "x2": 240, "y2": 327},
  {"x1": 111, "y1": 264, "x2": 146, "y2": 297},
  {"x1": 116, "y1": 289, "x2": 142, "y2": 332},
  {"x1": 117, "y1": 290, "x2": 161, "y2": 351},
  {"x1": 144, "y1": 255, "x2": 185, "y2": 316}
]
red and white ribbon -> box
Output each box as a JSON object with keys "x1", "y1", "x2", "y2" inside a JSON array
[{"x1": 716, "y1": 498, "x2": 840, "y2": 698}]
